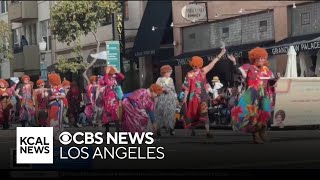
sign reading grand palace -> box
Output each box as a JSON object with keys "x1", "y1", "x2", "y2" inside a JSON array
[{"x1": 268, "y1": 40, "x2": 320, "y2": 55}]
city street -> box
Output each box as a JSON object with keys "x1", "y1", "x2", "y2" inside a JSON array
[{"x1": 1, "y1": 126, "x2": 320, "y2": 170}]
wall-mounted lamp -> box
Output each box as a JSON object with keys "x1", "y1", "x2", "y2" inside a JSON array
[
  {"x1": 39, "y1": 38, "x2": 47, "y2": 61},
  {"x1": 170, "y1": 22, "x2": 174, "y2": 27},
  {"x1": 239, "y1": 8, "x2": 244, "y2": 14},
  {"x1": 173, "y1": 41, "x2": 180, "y2": 46},
  {"x1": 293, "y1": 3, "x2": 296, "y2": 9},
  {"x1": 152, "y1": 26, "x2": 157, "y2": 31}
]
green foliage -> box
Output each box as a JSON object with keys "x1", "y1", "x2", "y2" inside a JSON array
[
  {"x1": 0, "y1": 20, "x2": 13, "y2": 62},
  {"x1": 55, "y1": 38, "x2": 87, "y2": 74},
  {"x1": 51, "y1": 1, "x2": 121, "y2": 77},
  {"x1": 55, "y1": 56, "x2": 87, "y2": 74},
  {"x1": 51, "y1": 1, "x2": 121, "y2": 45}
]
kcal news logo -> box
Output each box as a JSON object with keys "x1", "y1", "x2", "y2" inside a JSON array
[{"x1": 16, "y1": 127, "x2": 53, "y2": 164}]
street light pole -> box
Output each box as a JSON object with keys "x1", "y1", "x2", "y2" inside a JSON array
[{"x1": 39, "y1": 38, "x2": 47, "y2": 82}]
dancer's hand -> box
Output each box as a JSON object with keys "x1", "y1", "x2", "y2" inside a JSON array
[
  {"x1": 219, "y1": 48, "x2": 227, "y2": 58},
  {"x1": 183, "y1": 96, "x2": 187, "y2": 104},
  {"x1": 227, "y1": 54, "x2": 236, "y2": 65}
]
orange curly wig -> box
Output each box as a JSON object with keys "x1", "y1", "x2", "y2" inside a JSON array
[
  {"x1": 89, "y1": 76, "x2": 97, "y2": 84},
  {"x1": 160, "y1": 65, "x2": 173, "y2": 77},
  {"x1": 248, "y1": 47, "x2": 269, "y2": 67},
  {"x1": 48, "y1": 73, "x2": 62, "y2": 86},
  {"x1": 0, "y1": 79, "x2": 8, "y2": 88},
  {"x1": 189, "y1": 56, "x2": 204, "y2": 68},
  {"x1": 105, "y1": 66, "x2": 117, "y2": 75},
  {"x1": 36, "y1": 79, "x2": 45, "y2": 86},
  {"x1": 149, "y1": 83, "x2": 163, "y2": 96},
  {"x1": 62, "y1": 80, "x2": 70, "y2": 87},
  {"x1": 21, "y1": 75, "x2": 30, "y2": 82}
]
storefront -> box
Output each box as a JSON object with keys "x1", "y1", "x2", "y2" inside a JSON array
[
  {"x1": 159, "y1": 40, "x2": 275, "y2": 91},
  {"x1": 265, "y1": 33, "x2": 320, "y2": 77},
  {"x1": 132, "y1": 0, "x2": 173, "y2": 88}
]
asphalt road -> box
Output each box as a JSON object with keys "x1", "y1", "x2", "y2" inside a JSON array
[{"x1": 1, "y1": 126, "x2": 320, "y2": 171}]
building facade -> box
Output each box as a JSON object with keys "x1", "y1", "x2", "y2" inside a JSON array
[
  {"x1": 5, "y1": 1, "x2": 147, "y2": 92},
  {"x1": 171, "y1": 1, "x2": 316, "y2": 91},
  {"x1": 7, "y1": 1, "x2": 51, "y2": 82}
]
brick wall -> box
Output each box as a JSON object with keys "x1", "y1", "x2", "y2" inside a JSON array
[
  {"x1": 290, "y1": 2, "x2": 320, "y2": 36},
  {"x1": 183, "y1": 11, "x2": 274, "y2": 52}
]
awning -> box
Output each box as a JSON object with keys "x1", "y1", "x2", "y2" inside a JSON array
[
  {"x1": 265, "y1": 33, "x2": 320, "y2": 55},
  {"x1": 133, "y1": 1, "x2": 172, "y2": 57},
  {"x1": 158, "y1": 40, "x2": 275, "y2": 66}
]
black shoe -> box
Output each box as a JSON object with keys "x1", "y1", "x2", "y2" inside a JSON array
[
  {"x1": 191, "y1": 130, "x2": 196, "y2": 136},
  {"x1": 206, "y1": 133, "x2": 213, "y2": 138},
  {"x1": 157, "y1": 130, "x2": 161, "y2": 137}
]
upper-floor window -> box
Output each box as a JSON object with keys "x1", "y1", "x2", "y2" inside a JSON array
[
  {"x1": 12, "y1": 27, "x2": 23, "y2": 53},
  {"x1": 222, "y1": 27, "x2": 229, "y2": 38},
  {"x1": 40, "y1": 20, "x2": 51, "y2": 51},
  {"x1": 301, "y1": 12, "x2": 310, "y2": 25},
  {"x1": 0, "y1": 1, "x2": 8, "y2": 14},
  {"x1": 259, "y1": 20, "x2": 268, "y2": 32}
]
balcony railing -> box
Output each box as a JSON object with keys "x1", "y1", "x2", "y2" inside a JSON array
[
  {"x1": 8, "y1": 1, "x2": 38, "y2": 22},
  {"x1": 10, "y1": 45, "x2": 40, "y2": 72}
]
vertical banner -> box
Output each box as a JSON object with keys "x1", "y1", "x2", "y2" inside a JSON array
[
  {"x1": 106, "y1": 41, "x2": 121, "y2": 71},
  {"x1": 112, "y1": 1, "x2": 125, "y2": 73},
  {"x1": 272, "y1": 78, "x2": 320, "y2": 128}
]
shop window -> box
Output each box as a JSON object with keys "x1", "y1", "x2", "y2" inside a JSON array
[
  {"x1": 1, "y1": 1, "x2": 8, "y2": 14},
  {"x1": 259, "y1": 20, "x2": 267, "y2": 32},
  {"x1": 222, "y1": 27, "x2": 229, "y2": 38},
  {"x1": 301, "y1": 12, "x2": 310, "y2": 25}
]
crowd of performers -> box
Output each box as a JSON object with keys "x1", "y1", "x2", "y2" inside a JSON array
[{"x1": 0, "y1": 47, "x2": 278, "y2": 143}]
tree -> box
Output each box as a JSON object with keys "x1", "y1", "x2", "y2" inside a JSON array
[
  {"x1": 51, "y1": 1, "x2": 121, "y2": 84},
  {"x1": 0, "y1": 20, "x2": 13, "y2": 63}
]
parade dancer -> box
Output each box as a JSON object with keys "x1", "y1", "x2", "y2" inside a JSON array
[
  {"x1": 0, "y1": 79, "x2": 17, "y2": 129},
  {"x1": 101, "y1": 66, "x2": 124, "y2": 133},
  {"x1": 182, "y1": 48, "x2": 226, "y2": 138},
  {"x1": 155, "y1": 65, "x2": 177, "y2": 136},
  {"x1": 92, "y1": 76, "x2": 104, "y2": 129},
  {"x1": 122, "y1": 84, "x2": 163, "y2": 134},
  {"x1": 47, "y1": 73, "x2": 65, "y2": 140},
  {"x1": 62, "y1": 79, "x2": 70, "y2": 126},
  {"x1": 66, "y1": 82, "x2": 82, "y2": 127},
  {"x1": 85, "y1": 76, "x2": 97, "y2": 123},
  {"x1": 229, "y1": 47, "x2": 278, "y2": 144},
  {"x1": 34, "y1": 80, "x2": 49, "y2": 127},
  {"x1": 15, "y1": 75, "x2": 36, "y2": 127}
]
